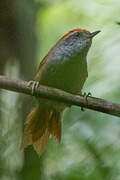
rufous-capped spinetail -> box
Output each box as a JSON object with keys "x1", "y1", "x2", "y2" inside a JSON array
[{"x1": 21, "y1": 29, "x2": 100, "y2": 155}]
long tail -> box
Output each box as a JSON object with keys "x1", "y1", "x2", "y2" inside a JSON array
[{"x1": 21, "y1": 106, "x2": 62, "y2": 155}]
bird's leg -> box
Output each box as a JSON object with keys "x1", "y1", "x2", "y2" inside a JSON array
[
  {"x1": 81, "y1": 92, "x2": 92, "y2": 111},
  {"x1": 28, "y1": 81, "x2": 39, "y2": 95}
]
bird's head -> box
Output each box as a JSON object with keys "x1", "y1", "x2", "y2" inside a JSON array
[
  {"x1": 56, "y1": 29, "x2": 100, "y2": 58},
  {"x1": 39, "y1": 29, "x2": 100, "y2": 68}
]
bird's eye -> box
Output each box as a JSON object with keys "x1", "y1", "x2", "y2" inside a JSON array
[{"x1": 76, "y1": 32, "x2": 80, "y2": 37}]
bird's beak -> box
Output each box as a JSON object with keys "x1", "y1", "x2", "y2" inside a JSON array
[{"x1": 89, "y1": 30, "x2": 101, "y2": 38}]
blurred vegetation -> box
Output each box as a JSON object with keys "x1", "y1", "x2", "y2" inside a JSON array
[{"x1": 0, "y1": 0, "x2": 120, "y2": 179}]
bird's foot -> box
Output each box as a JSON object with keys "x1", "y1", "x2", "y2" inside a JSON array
[
  {"x1": 28, "y1": 81, "x2": 39, "y2": 95},
  {"x1": 83, "y1": 92, "x2": 92, "y2": 98},
  {"x1": 81, "y1": 92, "x2": 92, "y2": 111}
]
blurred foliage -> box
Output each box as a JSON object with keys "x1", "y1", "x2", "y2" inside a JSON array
[{"x1": 0, "y1": 0, "x2": 120, "y2": 180}]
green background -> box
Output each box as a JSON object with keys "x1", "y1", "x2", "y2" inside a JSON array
[{"x1": 0, "y1": 0, "x2": 120, "y2": 179}]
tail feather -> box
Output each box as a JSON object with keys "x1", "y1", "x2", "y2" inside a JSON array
[
  {"x1": 33, "y1": 129, "x2": 50, "y2": 155},
  {"x1": 49, "y1": 111, "x2": 61, "y2": 142},
  {"x1": 21, "y1": 106, "x2": 62, "y2": 155}
]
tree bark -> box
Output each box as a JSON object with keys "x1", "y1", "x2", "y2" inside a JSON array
[{"x1": 0, "y1": 75, "x2": 120, "y2": 118}]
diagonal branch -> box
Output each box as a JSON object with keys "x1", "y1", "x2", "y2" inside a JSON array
[{"x1": 0, "y1": 75, "x2": 120, "y2": 117}]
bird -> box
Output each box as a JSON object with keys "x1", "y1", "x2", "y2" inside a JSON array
[{"x1": 21, "y1": 28, "x2": 100, "y2": 155}]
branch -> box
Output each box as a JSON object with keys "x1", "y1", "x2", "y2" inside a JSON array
[{"x1": 0, "y1": 75, "x2": 120, "y2": 117}]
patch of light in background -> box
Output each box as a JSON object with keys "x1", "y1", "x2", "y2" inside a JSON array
[{"x1": 1, "y1": 59, "x2": 24, "y2": 180}]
